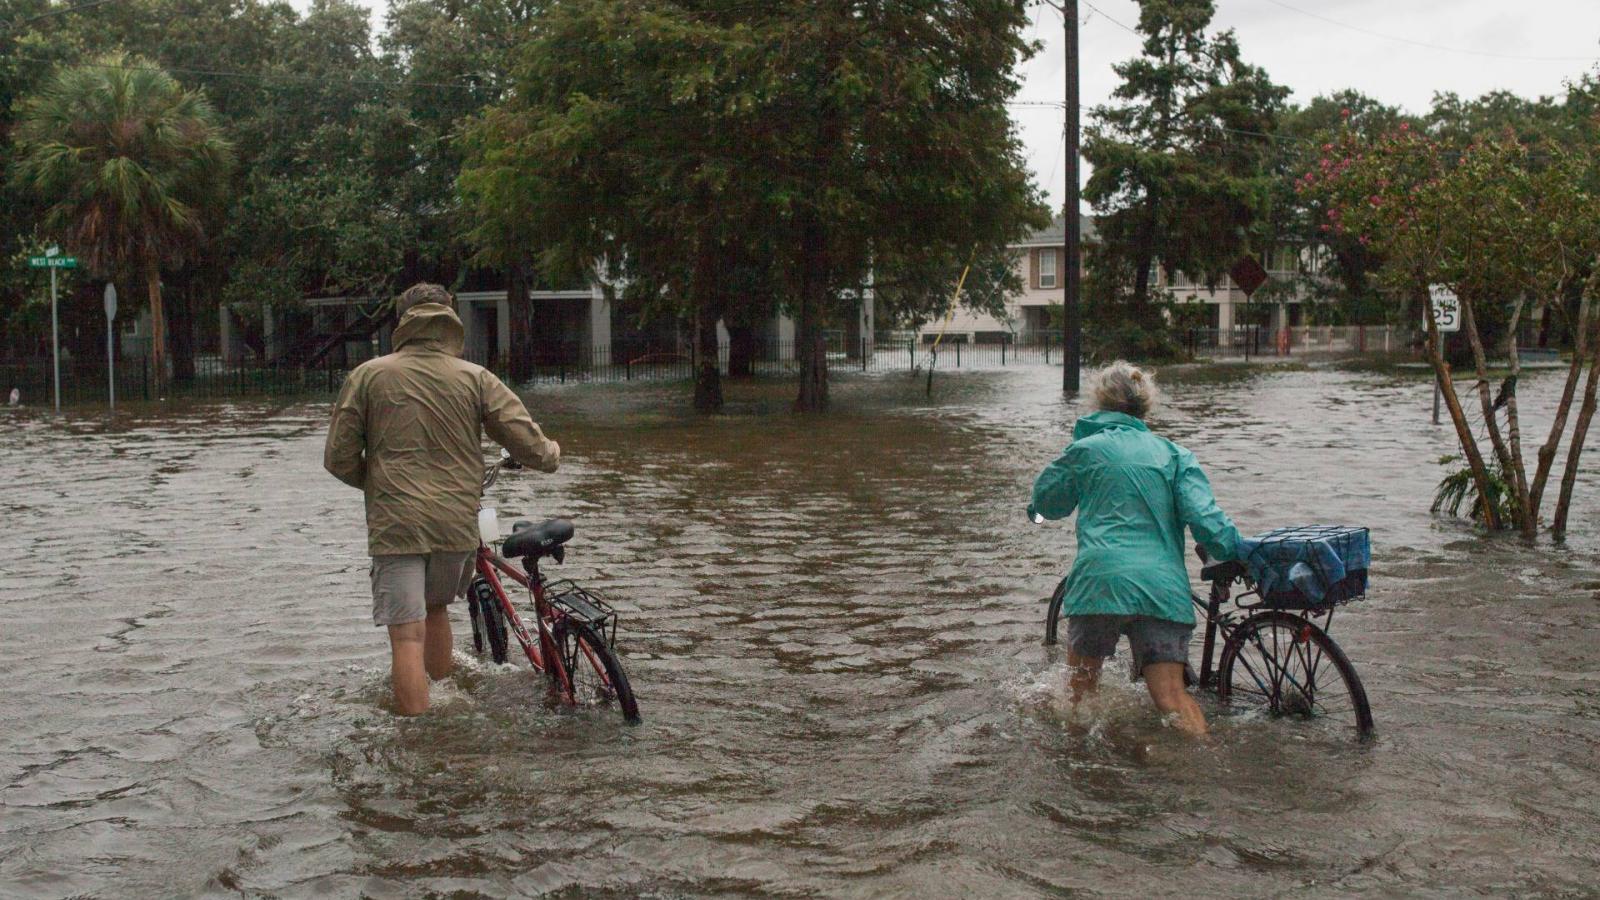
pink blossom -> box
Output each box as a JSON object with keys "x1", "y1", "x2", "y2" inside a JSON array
[{"x1": 1341, "y1": 107, "x2": 1351, "y2": 118}]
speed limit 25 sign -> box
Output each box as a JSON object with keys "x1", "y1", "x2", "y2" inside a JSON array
[{"x1": 1427, "y1": 286, "x2": 1461, "y2": 334}]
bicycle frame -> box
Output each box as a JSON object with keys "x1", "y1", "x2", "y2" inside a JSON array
[{"x1": 474, "y1": 544, "x2": 577, "y2": 701}]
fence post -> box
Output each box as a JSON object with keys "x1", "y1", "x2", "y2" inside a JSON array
[
  {"x1": 626, "y1": 354, "x2": 632, "y2": 381},
  {"x1": 1002, "y1": 340, "x2": 1007, "y2": 366},
  {"x1": 861, "y1": 336, "x2": 867, "y2": 372},
  {"x1": 955, "y1": 341, "x2": 961, "y2": 367},
  {"x1": 909, "y1": 338, "x2": 915, "y2": 370},
  {"x1": 1045, "y1": 334, "x2": 1051, "y2": 365}
]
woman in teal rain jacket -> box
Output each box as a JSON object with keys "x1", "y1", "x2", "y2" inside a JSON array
[{"x1": 1031, "y1": 361, "x2": 1240, "y2": 736}]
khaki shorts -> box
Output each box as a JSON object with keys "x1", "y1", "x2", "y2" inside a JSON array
[{"x1": 370, "y1": 552, "x2": 475, "y2": 626}]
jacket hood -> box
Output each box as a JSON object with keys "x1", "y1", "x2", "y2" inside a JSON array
[
  {"x1": 1073, "y1": 409, "x2": 1149, "y2": 440},
  {"x1": 393, "y1": 302, "x2": 464, "y2": 356}
]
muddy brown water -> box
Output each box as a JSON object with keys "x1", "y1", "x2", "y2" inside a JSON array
[{"x1": 2, "y1": 364, "x2": 1599, "y2": 897}]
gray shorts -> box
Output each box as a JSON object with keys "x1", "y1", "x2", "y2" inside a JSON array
[
  {"x1": 370, "y1": 552, "x2": 475, "y2": 626},
  {"x1": 1066, "y1": 614, "x2": 1193, "y2": 671}
]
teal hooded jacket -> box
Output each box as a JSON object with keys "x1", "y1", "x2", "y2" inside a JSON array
[{"x1": 1031, "y1": 410, "x2": 1241, "y2": 625}]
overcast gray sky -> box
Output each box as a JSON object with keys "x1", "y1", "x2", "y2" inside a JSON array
[
  {"x1": 1014, "y1": 0, "x2": 1600, "y2": 211},
  {"x1": 305, "y1": 0, "x2": 1600, "y2": 213}
]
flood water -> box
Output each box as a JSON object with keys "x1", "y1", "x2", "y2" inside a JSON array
[{"x1": 3, "y1": 363, "x2": 1599, "y2": 897}]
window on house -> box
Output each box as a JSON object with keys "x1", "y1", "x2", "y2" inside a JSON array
[
  {"x1": 1272, "y1": 245, "x2": 1299, "y2": 273},
  {"x1": 1038, "y1": 248, "x2": 1058, "y2": 289}
]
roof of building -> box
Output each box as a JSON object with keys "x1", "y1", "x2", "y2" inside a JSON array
[{"x1": 1013, "y1": 213, "x2": 1098, "y2": 248}]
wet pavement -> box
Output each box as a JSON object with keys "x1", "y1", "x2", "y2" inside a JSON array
[{"x1": 2, "y1": 363, "x2": 1598, "y2": 897}]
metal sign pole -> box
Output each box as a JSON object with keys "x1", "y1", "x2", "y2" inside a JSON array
[
  {"x1": 50, "y1": 265, "x2": 60, "y2": 412},
  {"x1": 105, "y1": 283, "x2": 118, "y2": 412}
]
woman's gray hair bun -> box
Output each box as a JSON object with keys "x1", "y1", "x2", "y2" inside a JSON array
[{"x1": 1089, "y1": 360, "x2": 1158, "y2": 418}]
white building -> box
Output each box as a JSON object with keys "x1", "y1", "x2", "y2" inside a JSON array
[{"x1": 918, "y1": 214, "x2": 1313, "y2": 343}]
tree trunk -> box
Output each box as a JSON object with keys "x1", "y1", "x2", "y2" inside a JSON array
[
  {"x1": 1553, "y1": 331, "x2": 1600, "y2": 540},
  {"x1": 1532, "y1": 276, "x2": 1594, "y2": 516},
  {"x1": 1460, "y1": 293, "x2": 1528, "y2": 534},
  {"x1": 692, "y1": 304, "x2": 723, "y2": 412},
  {"x1": 168, "y1": 273, "x2": 197, "y2": 384},
  {"x1": 507, "y1": 262, "x2": 532, "y2": 383},
  {"x1": 144, "y1": 253, "x2": 167, "y2": 396},
  {"x1": 727, "y1": 323, "x2": 755, "y2": 377},
  {"x1": 1422, "y1": 284, "x2": 1499, "y2": 530},
  {"x1": 795, "y1": 216, "x2": 829, "y2": 412},
  {"x1": 690, "y1": 229, "x2": 724, "y2": 413}
]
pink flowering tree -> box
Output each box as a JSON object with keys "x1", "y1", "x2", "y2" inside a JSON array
[{"x1": 1303, "y1": 125, "x2": 1600, "y2": 539}]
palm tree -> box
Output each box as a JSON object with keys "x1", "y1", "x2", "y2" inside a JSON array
[{"x1": 12, "y1": 53, "x2": 232, "y2": 392}]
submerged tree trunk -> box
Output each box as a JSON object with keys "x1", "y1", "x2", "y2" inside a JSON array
[
  {"x1": 690, "y1": 230, "x2": 724, "y2": 413},
  {"x1": 1461, "y1": 294, "x2": 1529, "y2": 535},
  {"x1": 1532, "y1": 278, "x2": 1594, "y2": 515},
  {"x1": 692, "y1": 304, "x2": 723, "y2": 412},
  {"x1": 144, "y1": 252, "x2": 167, "y2": 396},
  {"x1": 1422, "y1": 283, "x2": 1499, "y2": 530},
  {"x1": 794, "y1": 216, "x2": 829, "y2": 413},
  {"x1": 1553, "y1": 302, "x2": 1600, "y2": 539}
]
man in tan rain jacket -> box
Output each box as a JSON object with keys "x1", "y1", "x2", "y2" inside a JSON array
[{"x1": 325, "y1": 283, "x2": 560, "y2": 715}]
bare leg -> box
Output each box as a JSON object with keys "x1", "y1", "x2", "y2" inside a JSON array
[
  {"x1": 388, "y1": 621, "x2": 429, "y2": 715},
  {"x1": 424, "y1": 605, "x2": 453, "y2": 680},
  {"x1": 1067, "y1": 651, "x2": 1105, "y2": 705},
  {"x1": 1143, "y1": 661, "x2": 1207, "y2": 737}
]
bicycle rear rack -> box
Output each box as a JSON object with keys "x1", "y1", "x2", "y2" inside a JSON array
[{"x1": 543, "y1": 579, "x2": 620, "y2": 647}]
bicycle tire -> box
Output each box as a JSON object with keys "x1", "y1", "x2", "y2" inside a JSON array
[
  {"x1": 1216, "y1": 610, "x2": 1373, "y2": 739},
  {"x1": 553, "y1": 620, "x2": 641, "y2": 725},
  {"x1": 1043, "y1": 576, "x2": 1068, "y2": 645},
  {"x1": 468, "y1": 580, "x2": 510, "y2": 665}
]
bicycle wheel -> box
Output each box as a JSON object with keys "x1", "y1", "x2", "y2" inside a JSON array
[
  {"x1": 468, "y1": 579, "x2": 509, "y2": 665},
  {"x1": 552, "y1": 619, "x2": 641, "y2": 725},
  {"x1": 1216, "y1": 610, "x2": 1373, "y2": 739},
  {"x1": 1043, "y1": 576, "x2": 1068, "y2": 645}
]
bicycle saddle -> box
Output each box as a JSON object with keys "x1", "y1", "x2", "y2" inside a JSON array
[
  {"x1": 501, "y1": 518, "x2": 574, "y2": 560},
  {"x1": 1201, "y1": 559, "x2": 1247, "y2": 582}
]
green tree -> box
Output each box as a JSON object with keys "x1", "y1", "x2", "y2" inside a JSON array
[
  {"x1": 1083, "y1": 0, "x2": 1287, "y2": 356},
  {"x1": 1308, "y1": 124, "x2": 1600, "y2": 540},
  {"x1": 12, "y1": 53, "x2": 232, "y2": 391},
  {"x1": 463, "y1": 0, "x2": 1046, "y2": 411}
]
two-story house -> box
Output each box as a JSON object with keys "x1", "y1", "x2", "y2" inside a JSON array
[{"x1": 918, "y1": 214, "x2": 1313, "y2": 343}]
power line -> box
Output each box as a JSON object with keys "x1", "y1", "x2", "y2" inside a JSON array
[
  {"x1": 0, "y1": 0, "x2": 128, "y2": 39},
  {"x1": 8, "y1": 53, "x2": 496, "y2": 94},
  {"x1": 1081, "y1": 0, "x2": 1139, "y2": 36},
  {"x1": 1260, "y1": 0, "x2": 1600, "y2": 63}
]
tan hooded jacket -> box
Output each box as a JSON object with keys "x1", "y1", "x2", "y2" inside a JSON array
[{"x1": 323, "y1": 302, "x2": 560, "y2": 556}]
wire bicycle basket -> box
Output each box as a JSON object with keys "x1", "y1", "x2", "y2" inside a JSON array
[{"x1": 1239, "y1": 525, "x2": 1370, "y2": 610}]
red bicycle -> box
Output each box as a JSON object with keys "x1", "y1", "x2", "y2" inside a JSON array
[{"x1": 467, "y1": 451, "x2": 641, "y2": 724}]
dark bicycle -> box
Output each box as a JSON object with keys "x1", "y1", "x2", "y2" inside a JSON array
[{"x1": 1046, "y1": 526, "x2": 1374, "y2": 739}]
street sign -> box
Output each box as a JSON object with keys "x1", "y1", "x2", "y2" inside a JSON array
[
  {"x1": 1428, "y1": 286, "x2": 1461, "y2": 333},
  {"x1": 1230, "y1": 254, "x2": 1269, "y2": 298},
  {"x1": 104, "y1": 283, "x2": 117, "y2": 320},
  {"x1": 28, "y1": 255, "x2": 78, "y2": 269}
]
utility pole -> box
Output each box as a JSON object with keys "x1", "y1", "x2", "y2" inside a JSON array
[
  {"x1": 1063, "y1": 0, "x2": 1081, "y2": 393},
  {"x1": 1042, "y1": 0, "x2": 1082, "y2": 393}
]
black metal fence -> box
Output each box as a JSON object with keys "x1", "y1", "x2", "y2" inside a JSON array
[{"x1": 0, "y1": 328, "x2": 1405, "y2": 407}]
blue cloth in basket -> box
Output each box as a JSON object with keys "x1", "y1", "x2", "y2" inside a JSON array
[{"x1": 1236, "y1": 525, "x2": 1370, "y2": 605}]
